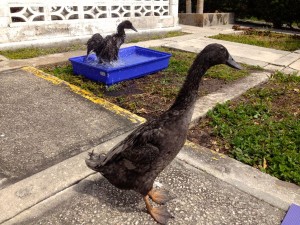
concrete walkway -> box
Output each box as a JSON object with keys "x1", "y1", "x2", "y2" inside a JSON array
[{"x1": 0, "y1": 25, "x2": 299, "y2": 225}]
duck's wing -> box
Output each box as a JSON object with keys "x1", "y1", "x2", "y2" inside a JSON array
[
  {"x1": 99, "y1": 35, "x2": 119, "y2": 62},
  {"x1": 102, "y1": 122, "x2": 163, "y2": 171},
  {"x1": 86, "y1": 33, "x2": 104, "y2": 55}
]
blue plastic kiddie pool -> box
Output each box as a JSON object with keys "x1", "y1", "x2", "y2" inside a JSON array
[{"x1": 69, "y1": 46, "x2": 172, "y2": 86}]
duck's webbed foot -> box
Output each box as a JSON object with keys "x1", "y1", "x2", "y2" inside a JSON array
[
  {"x1": 143, "y1": 195, "x2": 173, "y2": 225},
  {"x1": 85, "y1": 150, "x2": 105, "y2": 171},
  {"x1": 148, "y1": 189, "x2": 172, "y2": 204}
]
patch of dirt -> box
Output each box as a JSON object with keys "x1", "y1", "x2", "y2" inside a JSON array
[
  {"x1": 188, "y1": 117, "x2": 230, "y2": 154},
  {"x1": 104, "y1": 73, "x2": 235, "y2": 120}
]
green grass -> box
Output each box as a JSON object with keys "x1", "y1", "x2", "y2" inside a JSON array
[
  {"x1": 206, "y1": 72, "x2": 300, "y2": 185},
  {"x1": 41, "y1": 63, "x2": 106, "y2": 98},
  {"x1": 0, "y1": 44, "x2": 85, "y2": 59},
  {"x1": 210, "y1": 30, "x2": 300, "y2": 51},
  {"x1": 0, "y1": 31, "x2": 186, "y2": 60}
]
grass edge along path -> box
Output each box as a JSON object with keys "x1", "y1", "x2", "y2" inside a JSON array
[
  {"x1": 0, "y1": 31, "x2": 186, "y2": 60},
  {"x1": 210, "y1": 30, "x2": 300, "y2": 51}
]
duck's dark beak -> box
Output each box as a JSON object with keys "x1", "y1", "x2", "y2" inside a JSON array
[
  {"x1": 131, "y1": 26, "x2": 138, "y2": 32},
  {"x1": 226, "y1": 55, "x2": 243, "y2": 70}
]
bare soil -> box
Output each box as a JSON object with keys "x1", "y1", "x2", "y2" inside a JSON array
[{"x1": 104, "y1": 73, "x2": 233, "y2": 120}]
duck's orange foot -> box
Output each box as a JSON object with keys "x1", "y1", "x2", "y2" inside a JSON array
[
  {"x1": 149, "y1": 205, "x2": 173, "y2": 224},
  {"x1": 148, "y1": 189, "x2": 172, "y2": 204},
  {"x1": 144, "y1": 195, "x2": 173, "y2": 224}
]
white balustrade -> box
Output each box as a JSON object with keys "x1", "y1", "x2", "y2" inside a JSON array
[
  {"x1": 0, "y1": 0, "x2": 179, "y2": 46},
  {"x1": 7, "y1": 0, "x2": 171, "y2": 24}
]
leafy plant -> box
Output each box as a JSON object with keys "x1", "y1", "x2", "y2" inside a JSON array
[{"x1": 206, "y1": 72, "x2": 300, "y2": 185}]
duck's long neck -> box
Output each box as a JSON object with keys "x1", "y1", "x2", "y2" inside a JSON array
[
  {"x1": 170, "y1": 57, "x2": 208, "y2": 111},
  {"x1": 117, "y1": 26, "x2": 125, "y2": 36}
]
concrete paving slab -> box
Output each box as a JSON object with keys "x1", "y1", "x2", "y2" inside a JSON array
[
  {"x1": 264, "y1": 64, "x2": 285, "y2": 71},
  {"x1": 231, "y1": 56, "x2": 269, "y2": 67},
  {"x1": 4, "y1": 158, "x2": 285, "y2": 225},
  {"x1": 163, "y1": 37, "x2": 290, "y2": 65},
  {"x1": 290, "y1": 58, "x2": 300, "y2": 71},
  {"x1": 0, "y1": 68, "x2": 143, "y2": 188},
  {"x1": 282, "y1": 67, "x2": 299, "y2": 75},
  {"x1": 272, "y1": 52, "x2": 300, "y2": 66}
]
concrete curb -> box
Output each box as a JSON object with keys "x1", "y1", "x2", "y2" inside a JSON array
[{"x1": 179, "y1": 142, "x2": 300, "y2": 211}]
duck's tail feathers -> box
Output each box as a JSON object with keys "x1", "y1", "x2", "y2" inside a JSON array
[
  {"x1": 86, "y1": 33, "x2": 104, "y2": 55},
  {"x1": 85, "y1": 150, "x2": 106, "y2": 172}
]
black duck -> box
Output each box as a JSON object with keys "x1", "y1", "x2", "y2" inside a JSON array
[
  {"x1": 86, "y1": 20, "x2": 137, "y2": 63},
  {"x1": 85, "y1": 44, "x2": 242, "y2": 224}
]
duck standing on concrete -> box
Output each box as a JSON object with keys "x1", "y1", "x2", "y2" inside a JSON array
[
  {"x1": 85, "y1": 44, "x2": 242, "y2": 224},
  {"x1": 86, "y1": 20, "x2": 137, "y2": 63}
]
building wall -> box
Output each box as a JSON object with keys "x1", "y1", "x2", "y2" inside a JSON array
[{"x1": 0, "y1": 0, "x2": 179, "y2": 47}]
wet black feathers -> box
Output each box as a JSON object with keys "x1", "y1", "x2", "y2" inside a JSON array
[
  {"x1": 85, "y1": 43, "x2": 242, "y2": 196},
  {"x1": 86, "y1": 20, "x2": 137, "y2": 63},
  {"x1": 86, "y1": 33, "x2": 104, "y2": 56}
]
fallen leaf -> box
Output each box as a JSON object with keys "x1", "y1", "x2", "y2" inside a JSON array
[
  {"x1": 263, "y1": 157, "x2": 267, "y2": 169},
  {"x1": 211, "y1": 140, "x2": 217, "y2": 145}
]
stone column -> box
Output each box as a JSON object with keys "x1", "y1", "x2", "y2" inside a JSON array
[
  {"x1": 186, "y1": 0, "x2": 192, "y2": 13},
  {"x1": 196, "y1": 0, "x2": 204, "y2": 14}
]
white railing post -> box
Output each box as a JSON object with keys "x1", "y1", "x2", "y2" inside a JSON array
[
  {"x1": 170, "y1": 0, "x2": 178, "y2": 26},
  {"x1": 0, "y1": 0, "x2": 10, "y2": 27},
  {"x1": 78, "y1": 2, "x2": 84, "y2": 20}
]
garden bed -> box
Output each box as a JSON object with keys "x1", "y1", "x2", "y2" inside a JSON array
[
  {"x1": 40, "y1": 47, "x2": 260, "y2": 120},
  {"x1": 188, "y1": 72, "x2": 300, "y2": 185}
]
